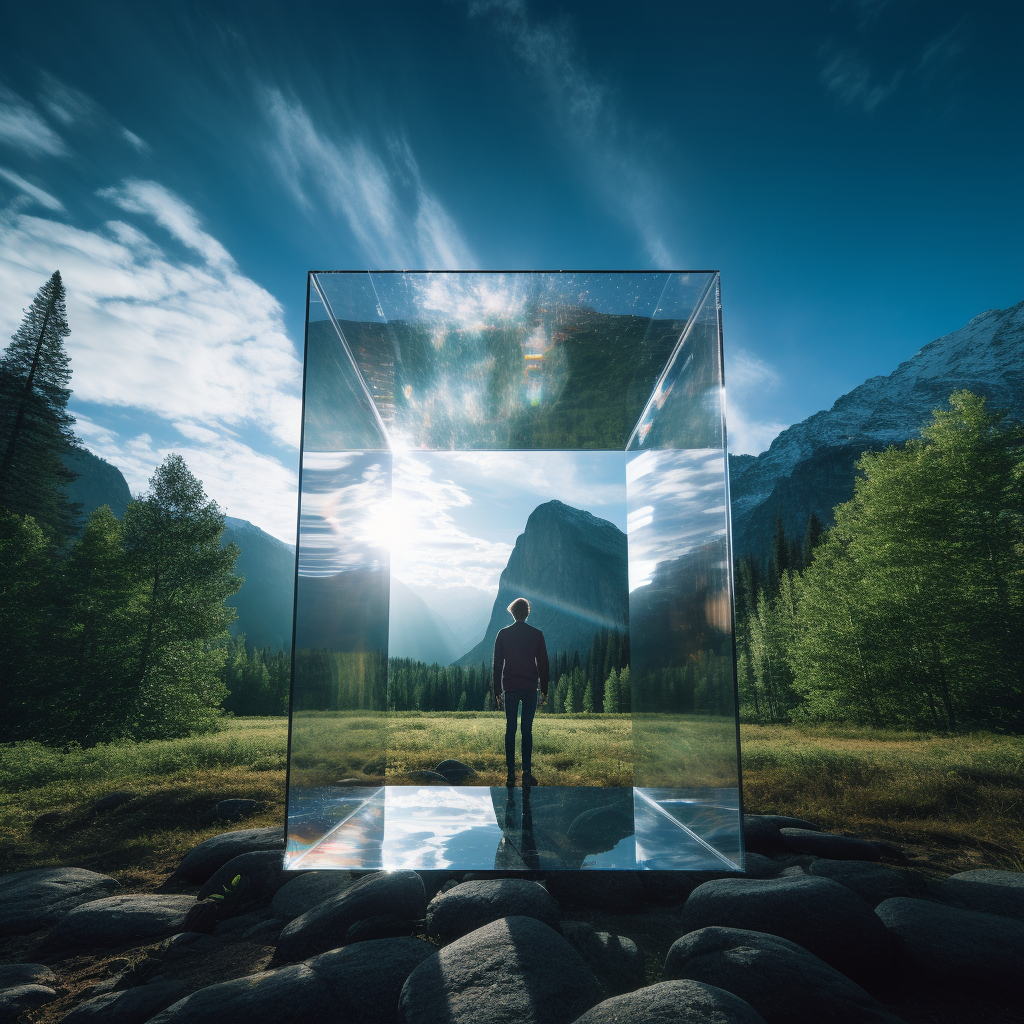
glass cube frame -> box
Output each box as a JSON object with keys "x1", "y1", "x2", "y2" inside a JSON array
[{"x1": 286, "y1": 271, "x2": 745, "y2": 873}]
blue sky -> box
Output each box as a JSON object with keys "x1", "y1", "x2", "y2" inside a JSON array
[{"x1": 0, "y1": 0, "x2": 1021, "y2": 543}]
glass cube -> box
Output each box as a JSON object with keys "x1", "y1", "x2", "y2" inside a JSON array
[{"x1": 286, "y1": 271, "x2": 743, "y2": 872}]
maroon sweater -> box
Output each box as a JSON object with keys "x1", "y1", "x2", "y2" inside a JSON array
[{"x1": 493, "y1": 621, "x2": 550, "y2": 696}]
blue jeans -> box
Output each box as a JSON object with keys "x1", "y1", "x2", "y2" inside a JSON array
[{"x1": 504, "y1": 689, "x2": 538, "y2": 775}]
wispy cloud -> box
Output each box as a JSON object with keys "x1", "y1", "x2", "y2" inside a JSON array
[
  {"x1": 0, "y1": 181, "x2": 303, "y2": 540},
  {"x1": 261, "y1": 88, "x2": 474, "y2": 269},
  {"x1": 0, "y1": 87, "x2": 67, "y2": 157},
  {"x1": 0, "y1": 167, "x2": 64, "y2": 211},
  {"x1": 724, "y1": 348, "x2": 787, "y2": 456},
  {"x1": 468, "y1": 0, "x2": 675, "y2": 266},
  {"x1": 818, "y1": 45, "x2": 903, "y2": 113}
]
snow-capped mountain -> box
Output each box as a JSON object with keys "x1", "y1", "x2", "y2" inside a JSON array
[{"x1": 729, "y1": 299, "x2": 1024, "y2": 564}]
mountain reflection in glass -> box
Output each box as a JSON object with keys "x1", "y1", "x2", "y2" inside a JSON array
[{"x1": 287, "y1": 272, "x2": 743, "y2": 872}]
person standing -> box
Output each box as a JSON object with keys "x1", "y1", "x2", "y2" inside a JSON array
[{"x1": 493, "y1": 597, "x2": 549, "y2": 787}]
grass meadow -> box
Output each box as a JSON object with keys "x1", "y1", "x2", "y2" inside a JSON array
[{"x1": 2, "y1": 714, "x2": 1021, "y2": 883}]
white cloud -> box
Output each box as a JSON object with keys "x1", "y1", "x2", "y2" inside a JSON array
[
  {"x1": 723, "y1": 347, "x2": 787, "y2": 456},
  {"x1": 0, "y1": 181, "x2": 303, "y2": 541},
  {"x1": 0, "y1": 88, "x2": 67, "y2": 157},
  {"x1": 261, "y1": 88, "x2": 475, "y2": 269},
  {"x1": 0, "y1": 167, "x2": 64, "y2": 211},
  {"x1": 818, "y1": 45, "x2": 902, "y2": 113},
  {"x1": 469, "y1": 0, "x2": 675, "y2": 266},
  {"x1": 121, "y1": 128, "x2": 150, "y2": 154}
]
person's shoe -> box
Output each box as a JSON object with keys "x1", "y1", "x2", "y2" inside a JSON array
[
  {"x1": 522, "y1": 772, "x2": 538, "y2": 788},
  {"x1": 505, "y1": 773, "x2": 516, "y2": 788}
]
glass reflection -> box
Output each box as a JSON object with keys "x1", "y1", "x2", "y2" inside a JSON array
[{"x1": 287, "y1": 271, "x2": 743, "y2": 872}]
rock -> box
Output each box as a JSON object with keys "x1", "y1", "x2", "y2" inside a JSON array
[
  {"x1": 60, "y1": 980, "x2": 190, "y2": 1024},
  {"x1": 780, "y1": 829, "x2": 882, "y2": 861},
  {"x1": 937, "y1": 868, "x2": 1024, "y2": 923},
  {"x1": 243, "y1": 918, "x2": 285, "y2": 943},
  {"x1": 664, "y1": 926, "x2": 904, "y2": 1024},
  {"x1": 417, "y1": 870, "x2": 458, "y2": 901},
  {"x1": 569, "y1": 979, "x2": 768, "y2": 1024},
  {"x1": 0, "y1": 964, "x2": 56, "y2": 988},
  {"x1": 92, "y1": 791, "x2": 136, "y2": 813},
  {"x1": 31, "y1": 811, "x2": 64, "y2": 831},
  {"x1": 561, "y1": 921, "x2": 645, "y2": 996},
  {"x1": 427, "y1": 879, "x2": 561, "y2": 944},
  {"x1": 809, "y1": 861, "x2": 922, "y2": 907},
  {"x1": 146, "y1": 963, "x2": 337, "y2": 1024},
  {"x1": 40, "y1": 895, "x2": 196, "y2": 952},
  {"x1": 0, "y1": 866, "x2": 120, "y2": 936},
  {"x1": 169, "y1": 827, "x2": 284, "y2": 884},
  {"x1": 639, "y1": 855, "x2": 776, "y2": 905},
  {"x1": 309, "y1": 937, "x2": 436, "y2": 1024},
  {"x1": 679, "y1": 876, "x2": 894, "y2": 988},
  {"x1": 405, "y1": 771, "x2": 448, "y2": 784},
  {"x1": 180, "y1": 900, "x2": 222, "y2": 935},
  {"x1": 435, "y1": 760, "x2": 477, "y2": 783},
  {"x1": 212, "y1": 912, "x2": 261, "y2": 937},
  {"x1": 742, "y1": 815, "x2": 821, "y2": 855},
  {"x1": 547, "y1": 871, "x2": 645, "y2": 913},
  {"x1": 197, "y1": 849, "x2": 287, "y2": 902},
  {"x1": 276, "y1": 870, "x2": 426, "y2": 962},
  {"x1": 875, "y1": 897, "x2": 1024, "y2": 998},
  {"x1": 345, "y1": 914, "x2": 414, "y2": 944},
  {"x1": 398, "y1": 916, "x2": 601, "y2": 1024},
  {"x1": 270, "y1": 871, "x2": 354, "y2": 919},
  {"x1": 0, "y1": 984, "x2": 58, "y2": 1021},
  {"x1": 198, "y1": 799, "x2": 264, "y2": 825},
  {"x1": 566, "y1": 806, "x2": 635, "y2": 854}
]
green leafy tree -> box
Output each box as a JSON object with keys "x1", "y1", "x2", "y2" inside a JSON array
[
  {"x1": 604, "y1": 668, "x2": 619, "y2": 713},
  {"x1": 0, "y1": 271, "x2": 81, "y2": 542},
  {"x1": 582, "y1": 677, "x2": 594, "y2": 713}
]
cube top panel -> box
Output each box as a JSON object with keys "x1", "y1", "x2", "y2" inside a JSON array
[{"x1": 306, "y1": 271, "x2": 720, "y2": 452}]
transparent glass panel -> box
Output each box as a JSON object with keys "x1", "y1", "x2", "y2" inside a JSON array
[{"x1": 286, "y1": 272, "x2": 742, "y2": 871}]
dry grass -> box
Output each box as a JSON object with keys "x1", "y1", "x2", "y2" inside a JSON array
[{"x1": 2, "y1": 716, "x2": 1022, "y2": 883}]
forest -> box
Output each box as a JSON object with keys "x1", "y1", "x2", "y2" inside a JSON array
[{"x1": 2, "y1": 271, "x2": 1021, "y2": 749}]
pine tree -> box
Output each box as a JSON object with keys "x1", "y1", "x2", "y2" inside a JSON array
[
  {"x1": 604, "y1": 668, "x2": 619, "y2": 713},
  {"x1": 0, "y1": 271, "x2": 81, "y2": 541},
  {"x1": 582, "y1": 677, "x2": 594, "y2": 713},
  {"x1": 801, "y1": 512, "x2": 825, "y2": 568},
  {"x1": 766, "y1": 510, "x2": 789, "y2": 598}
]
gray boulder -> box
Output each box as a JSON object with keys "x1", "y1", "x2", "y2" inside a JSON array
[
  {"x1": 345, "y1": 914, "x2": 414, "y2": 944},
  {"x1": 546, "y1": 871, "x2": 644, "y2": 913},
  {"x1": 679, "y1": 875, "x2": 893, "y2": 988},
  {"x1": 199, "y1": 799, "x2": 263, "y2": 825},
  {"x1": 0, "y1": 964, "x2": 56, "y2": 988},
  {"x1": 435, "y1": 760, "x2": 477, "y2": 784},
  {"x1": 276, "y1": 870, "x2": 426, "y2": 962},
  {"x1": 875, "y1": 897, "x2": 1024, "y2": 998},
  {"x1": 664, "y1": 926, "x2": 904, "y2": 1024},
  {"x1": 639, "y1": 854, "x2": 777, "y2": 905},
  {"x1": 561, "y1": 921, "x2": 645, "y2": 996},
  {"x1": 809, "y1": 861, "x2": 922, "y2": 907},
  {"x1": 780, "y1": 829, "x2": 882, "y2": 861},
  {"x1": 270, "y1": 870, "x2": 354, "y2": 919},
  {"x1": 0, "y1": 984, "x2": 58, "y2": 1021},
  {"x1": 92, "y1": 792, "x2": 136, "y2": 813},
  {"x1": 243, "y1": 918, "x2": 286, "y2": 943},
  {"x1": 60, "y1": 980, "x2": 190, "y2": 1024},
  {"x1": 398, "y1": 916, "x2": 602, "y2": 1024},
  {"x1": 40, "y1": 894, "x2": 195, "y2": 951},
  {"x1": 146, "y1": 963, "x2": 337, "y2": 1024},
  {"x1": 427, "y1": 879, "x2": 561, "y2": 944},
  {"x1": 742, "y1": 815, "x2": 821, "y2": 855},
  {"x1": 309, "y1": 937, "x2": 437, "y2": 1024},
  {"x1": 937, "y1": 869, "x2": 1024, "y2": 923},
  {"x1": 569, "y1": 980, "x2": 767, "y2": 1024},
  {"x1": 169, "y1": 827, "x2": 284, "y2": 884},
  {"x1": 197, "y1": 849, "x2": 288, "y2": 902},
  {"x1": 0, "y1": 866, "x2": 120, "y2": 936}
]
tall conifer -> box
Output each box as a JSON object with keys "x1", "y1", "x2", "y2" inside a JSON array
[{"x1": 0, "y1": 271, "x2": 80, "y2": 541}]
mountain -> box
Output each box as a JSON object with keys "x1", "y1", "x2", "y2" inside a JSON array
[
  {"x1": 729, "y1": 299, "x2": 1024, "y2": 565},
  {"x1": 65, "y1": 448, "x2": 132, "y2": 525},
  {"x1": 405, "y1": 583, "x2": 494, "y2": 651},
  {"x1": 389, "y1": 578, "x2": 462, "y2": 664},
  {"x1": 222, "y1": 517, "x2": 295, "y2": 652},
  {"x1": 456, "y1": 500, "x2": 628, "y2": 668}
]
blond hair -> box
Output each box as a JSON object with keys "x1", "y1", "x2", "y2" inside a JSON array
[{"x1": 507, "y1": 597, "x2": 530, "y2": 621}]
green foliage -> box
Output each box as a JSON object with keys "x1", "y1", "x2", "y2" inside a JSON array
[
  {"x1": 0, "y1": 455, "x2": 243, "y2": 745},
  {"x1": 221, "y1": 635, "x2": 290, "y2": 716},
  {"x1": 0, "y1": 271, "x2": 81, "y2": 543},
  {"x1": 736, "y1": 391, "x2": 1024, "y2": 732}
]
